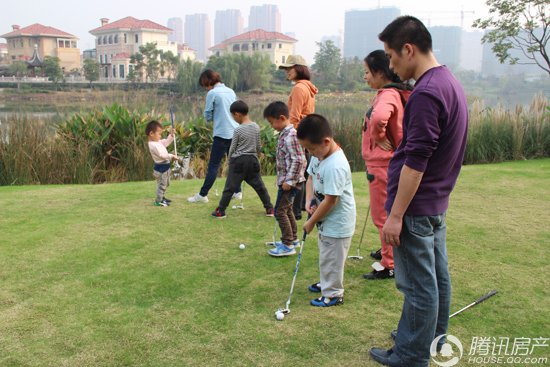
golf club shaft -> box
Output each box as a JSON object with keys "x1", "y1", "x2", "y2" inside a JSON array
[
  {"x1": 450, "y1": 290, "x2": 498, "y2": 318},
  {"x1": 285, "y1": 230, "x2": 308, "y2": 310}
]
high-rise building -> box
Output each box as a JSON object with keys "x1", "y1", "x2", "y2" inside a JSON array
[
  {"x1": 185, "y1": 14, "x2": 211, "y2": 62},
  {"x1": 344, "y1": 7, "x2": 400, "y2": 59},
  {"x1": 215, "y1": 9, "x2": 243, "y2": 45},
  {"x1": 248, "y1": 4, "x2": 281, "y2": 32},
  {"x1": 460, "y1": 30, "x2": 483, "y2": 72},
  {"x1": 430, "y1": 26, "x2": 462, "y2": 71},
  {"x1": 167, "y1": 17, "x2": 183, "y2": 44}
]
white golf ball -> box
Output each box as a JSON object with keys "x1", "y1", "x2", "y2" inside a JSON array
[
  {"x1": 276, "y1": 312, "x2": 284, "y2": 321},
  {"x1": 239, "y1": 243, "x2": 245, "y2": 250}
]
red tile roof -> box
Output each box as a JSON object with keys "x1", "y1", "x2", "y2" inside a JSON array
[
  {"x1": 90, "y1": 16, "x2": 172, "y2": 33},
  {"x1": 1, "y1": 23, "x2": 77, "y2": 39},
  {"x1": 210, "y1": 29, "x2": 297, "y2": 50}
]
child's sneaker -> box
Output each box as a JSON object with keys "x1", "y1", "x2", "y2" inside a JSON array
[
  {"x1": 154, "y1": 201, "x2": 168, "y2": 207},
  {"x1": 161, "y1": 199, "x2": 170, "y2": 206},
  {"x1": 188, "y1": 193, "x2": 208, "y2": 203},
  {"x1": 271, "y1": 240, "x2": 300, "y2": 248},
  {"x1": 232, "y1": 192, "x2": 242, "y2": 200},
  {"x1": 211, "y1": 207, "x2": 226, "y2": 218},
  {"x1": 308, "y1": 282, "x2": 321, "y2": 293},
  {"x1": 162, "y1": 197, "x2": 172, "y2": 203},
  {"x1": 363, "y1": 268, "x2": 394, "y2": 280},
  {"x1": 265, "y1": 208, "x2": 275, "y2": 217},
  {"x1": 268, "y1": 244, "x2": 296, "y2": 257},
  {"x1": 310, "y1": 296, "x2": 344, "y2": 307}
]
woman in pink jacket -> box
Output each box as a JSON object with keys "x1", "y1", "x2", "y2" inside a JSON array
[{"x1": 362, "y1": 50, "x2": 412, "y2": 280}]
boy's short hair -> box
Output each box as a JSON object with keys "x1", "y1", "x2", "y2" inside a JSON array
[
  {"x1": 145, "y1": 120, "x2": 162, "y2": 136},
  {"x1": 230, "y1": 100, "x2": 249, "y2": 115},
  {"x1": 264, "y1": 101, "x2": 289, "y2": 119},
  {"x1": 296, "y1": 114, "x2": 333, "y2": 144},
  {"x1": 198, "y1": 69, "x2": 222, "y2": 87},
  {"x1": 378, "y1": 16, "x2": 432, "y2": 54}
]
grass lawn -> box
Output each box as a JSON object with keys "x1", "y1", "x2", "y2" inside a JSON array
[{"x1": 1, "y1": 159, "x2": 549, "y2": 366}]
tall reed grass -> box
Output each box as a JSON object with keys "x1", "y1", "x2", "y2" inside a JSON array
[{"x1": 0, "y1": 92, "x2": 548, "y2": 185}]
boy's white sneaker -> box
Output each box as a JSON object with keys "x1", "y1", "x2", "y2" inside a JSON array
[
  {"x1": 187, "y1": 193, "x2": 208, "y2": 203},
  {"x1": 232, "y1": 192, "x2": 242, "y2": 200}
]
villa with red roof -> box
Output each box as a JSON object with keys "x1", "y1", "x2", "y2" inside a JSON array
[
  {"x1": 210, "y1": 29, "x2": 296, "y2": 67},
  {"x1": 1, "y1": 24, "x2": 80, "y2": 71},
  {"x1": 90, "y1": 17, "x2": 180, "y2": 80}
]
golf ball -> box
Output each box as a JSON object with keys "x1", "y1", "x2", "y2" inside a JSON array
[
  {"x1": 239, "y1": 243, "x2": 245, "y2": 250},
  {"x1": 276, "y1": 312, "x2": 284, "y2": 321}
]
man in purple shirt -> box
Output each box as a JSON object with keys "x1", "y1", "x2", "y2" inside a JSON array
[{"x1": 369, "y1": 16, "x2": 468, "y2": 367}]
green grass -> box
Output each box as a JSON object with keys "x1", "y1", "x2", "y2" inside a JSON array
[{"x1": 0, "y1": 160, "x2": 549, "y2": 366}]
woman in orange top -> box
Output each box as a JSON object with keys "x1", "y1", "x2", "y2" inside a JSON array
[
  {"x1": 362, "y1": 50, "x2": 412, "y2": 280},
  {"x1": 279, "y1": 55, "x2": 318, "y2": 219}
]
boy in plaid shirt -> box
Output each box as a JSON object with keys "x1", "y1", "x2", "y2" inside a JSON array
[{"x1": 263, "y1": 102, "x2": 307, "y2": 257}]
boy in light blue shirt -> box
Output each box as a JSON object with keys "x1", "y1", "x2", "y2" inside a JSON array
[{"x1": 297, "y1": 114, "x2": 356, "y2": 307}]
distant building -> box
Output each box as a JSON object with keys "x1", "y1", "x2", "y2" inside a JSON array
[
  {"x1": 178, "y1": 43, "x2": 196, "y2": 61},
  {"x1": 89, "y1": 17, "x2": 176, "y2": 80},
  {"x1": 430, "y1": 26, "x2": 462, "y2": 71},
  {"x1": 215, "y1": 9, "x2": 243, "y2": 45},
  {"x1": 210, "y1": 29, "x2": 296, "y2": 67},
  {"x1": 1, "y1": 23, "x2": 80, "y2": 71},
  {"x1": 0, "y1": 43, "x2": 8, "y2": 64},
  {"x1": 82, "y1": 49, "x2": 97, "y2": 61},
  {"x1": 185, "y1": 14, "x2": 211, "y2": 62},
  {"x1": 460, "y1": 30, "x2": 483, "y2": 72},
  {"x1": 167, "y1": 18, "x2": 184, "y2": 44},
  {"x1": 344, "y1": 7, "x2": 400, "y2": 59},
  {"x1": 248, "y1": 4, "x2": 281, "y2": 33}
]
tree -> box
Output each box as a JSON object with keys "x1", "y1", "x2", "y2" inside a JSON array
[
  {"x1": 205, "y1": 54, "x2": 272, "y2": 92},
  {"x1": 160, "y1": 50, "x2": 180, "y2": 81},
  {"x1": 9, "y1": 61, "x2": 28, "y2": 91},
  {"x1": 473, "y1": 0, "x2": 549, "y2": 75},
  {"x1": 312, "y1": 40, "x2": 342, "y2": 89},
  {"x1": 339, "y1": 57, "x2": 365, "y2": 91},
  {"x1": 130, "y1": 42, "x2": 161, "y2": 82},
  {"x1": 175, "y1": 58, "x2": 203, "y2": 95},
  {"x1": 83, "y1": 59, "x2": 100, "y2": 88},
  {"x1": 42, "y1": 56, "x2": 63, "y2": 88}
]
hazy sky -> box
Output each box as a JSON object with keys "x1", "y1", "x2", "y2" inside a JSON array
[{"x1": 1, "y1": 0, "x2": 490, "y2": 61}]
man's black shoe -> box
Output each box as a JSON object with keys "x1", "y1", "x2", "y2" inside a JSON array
[
  {"x1": 363, "y1": 268, "x2": 395, "y2": 280},
  {"x1": 369, "y1": 347, "x2": 406, "y2": 367}
]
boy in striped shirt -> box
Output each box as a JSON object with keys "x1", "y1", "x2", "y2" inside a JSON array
[{"x1": 211, "y1": 100, "x2": 274, "y2": 218}]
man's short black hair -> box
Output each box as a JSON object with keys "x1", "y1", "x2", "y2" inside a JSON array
[
  {"x1": 230, "y1": 100, "x2": 249, "y2": 115},
  {"x1": 263, "y1": 101, "x2": 289, "y2": 119},
  {"x1": 145, "y1": 120, "x2": 162, "y2": 136},
  {"x1": 378, "y1": 16, "x2": 432, "y2": 54},
  {"x1": 296, "y1": 114, "x2": 333, "y2": 144}
]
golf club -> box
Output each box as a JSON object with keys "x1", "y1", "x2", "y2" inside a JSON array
[
  {"x1": 265, "y1": 221, "x2": 278, "y2": 246},
  {"x1": 274, "y1": 229, "x2": 308, "y2": 318},
  {"x1": 168, "y1": 94, "x2": 183, "y2": 179},
  {"x1": 232, "y1": 185, "x2": 244, "y2": 209},
  {"x1": 348, "y1": 203, "x2": 370, "y2": 260},
  {"x1": 450, "y1": 289, "x2": 498, "y2": 318}
]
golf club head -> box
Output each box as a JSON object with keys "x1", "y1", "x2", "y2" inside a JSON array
[
  {"x1": 347, "y1": 255, "x2": 364, "y2": 260},
  {"x1": 275, "y1": 308, "x2": 290, "y2": 315},
  {"x1": 265, "y1": 241, "x2": 276, "y2": 246}
]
